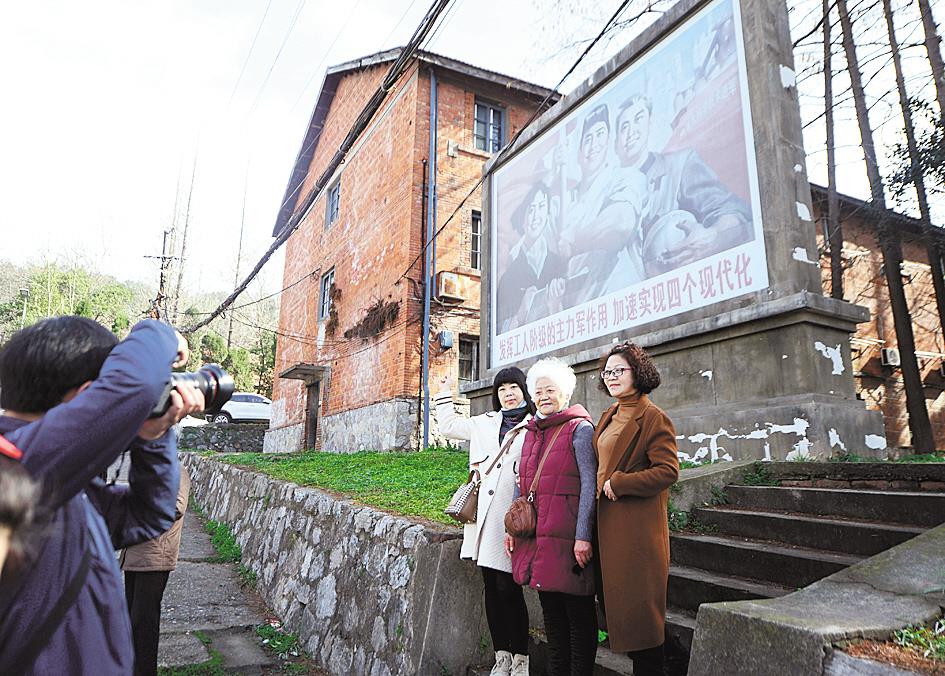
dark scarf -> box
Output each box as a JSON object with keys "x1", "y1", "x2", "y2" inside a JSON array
[{"x1": 499, "y1": 403, "x2": 529, "y2": 441}]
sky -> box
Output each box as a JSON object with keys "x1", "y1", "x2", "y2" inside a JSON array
[
  {"x1": 0, "y1": 0, "x2": 610, "y2": 300},
  {"x1": 0, "y1": 0, "x2": 941, "y2": 303}
]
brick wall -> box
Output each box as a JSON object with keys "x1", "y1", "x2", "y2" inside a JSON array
[
  {"x1": 270, "y1": 58, "x2": 546, "y2": 450},
  {"x1": 813, "y1": 199, "x2": 945, "y2": 450}
]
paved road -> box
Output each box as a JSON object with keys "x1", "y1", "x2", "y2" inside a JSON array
[{"x1": 157, "y1": 510, "x2": 277, "y2": 674}]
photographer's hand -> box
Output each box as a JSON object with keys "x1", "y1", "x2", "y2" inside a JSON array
[
  {"x1": 173, "y1": 331, "x2": 189, "y2": 368},
  {"x1": 137, "y1": 383, "x2": 205, "y2": 441}
]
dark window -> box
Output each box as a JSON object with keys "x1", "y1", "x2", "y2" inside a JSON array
[
  {"x1": 458, "y1": 335, "x2": 480, "y2": 385},
  {"x1": 474, "y1": 101, "x2": 504, "y2": 153},
  {"x1": 471, "y1": 211, "x2": 482, "y2": 270},
  {"x1": 231, "y1": 394, "x2": 247, "y2": 402},
  {"x1": 319, "y1": 268, "x2": 335, "y2": 320},
  {"x1": 326, "y1": 181, "x2": 341, "y2": 228}
]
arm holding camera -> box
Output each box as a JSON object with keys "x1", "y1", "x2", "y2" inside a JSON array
[
  {"x1": 87, "y1": 383, "x2": 204, "y2": 549},
  {"x1": 13, "y1": 320, "x2": 184, "y2": 511}
]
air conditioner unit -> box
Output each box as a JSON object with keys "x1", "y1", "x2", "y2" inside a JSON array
[
  {"x1": 881, "y1": 347, "x2": 901, "y2": 367},
  {"x1": 437, "y1": 271, "x2": 465, "y2": 303}
]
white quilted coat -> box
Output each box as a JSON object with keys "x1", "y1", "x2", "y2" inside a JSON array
[{"x1": 434, "y1": 391, "x2": 530, "y2": 573}]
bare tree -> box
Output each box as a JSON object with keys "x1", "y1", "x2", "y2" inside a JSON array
[
  {"x1": 882, "y1": 0, "x2": 945, "y2": 341},
  {"x1": 823, "y1": 0, "x2": 843, "y2": 299},
  {"x1": 917, "y1": 0, "x2": 945, "y2": 119},
  {"x1": 838, "y1": 0, "x2": 935, "y2": 452},
  {"x1": 172, "y1": 158, "x2": 197, "y2": 324}
]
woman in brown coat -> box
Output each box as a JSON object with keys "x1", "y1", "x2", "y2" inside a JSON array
[{"x1": 593, "y1": 341, "x2": 678, "y2": 676}]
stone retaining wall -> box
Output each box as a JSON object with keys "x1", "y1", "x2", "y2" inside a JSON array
[
  {"x1": 182, "y1": 453, "x2": 489, "y2": 676},
  {"x1": 179, "y1": 423, "x2": 266, "y2": 453}
]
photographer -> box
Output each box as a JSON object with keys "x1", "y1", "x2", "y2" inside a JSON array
[{"x1": 0, "y1": 317, "x2": 204, "y2": 675}]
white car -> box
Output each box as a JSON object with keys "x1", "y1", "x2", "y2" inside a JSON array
[{"x1": 210, "y1": 392, "x2": 271, "y2": 424}]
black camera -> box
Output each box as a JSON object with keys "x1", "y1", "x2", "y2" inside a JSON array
[{"x1": 149, "y1": 364, "x2": 235, "y2": 418}]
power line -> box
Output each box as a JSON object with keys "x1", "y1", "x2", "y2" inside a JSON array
[
  {"x1": 397, "y1": 0, "x2": 636, "y2": 285},
  {"x1": 247, "y1": 0, "x2": 309, "y2": 116},
  {"x1": 182, "y1": 0, "x2": 455, "y2": 335},
  {"x1": 226, "y1": 0, "x2": 276, "y2": 109}
]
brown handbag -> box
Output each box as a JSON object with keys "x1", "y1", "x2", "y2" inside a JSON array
[
  {"x1": 444, "y1": 428, "x2": 522, "y2": 524},
  {"x1": 504, "y1": 424, "x2": 565, "y2": 538}
]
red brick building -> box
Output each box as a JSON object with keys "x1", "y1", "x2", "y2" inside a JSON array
[
  {"x1": 811, "y1": 185, "x2": 945, "y2": 450},
  {"x1": 264, "y1": 49, "x2": 554, "y2": 452}
]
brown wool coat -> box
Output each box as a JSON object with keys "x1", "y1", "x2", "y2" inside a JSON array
[
  {"x1": 593, "y1": 396, "x2": 679, "y2": 653},
  {"x1": 120, "y1": 466, "x2": 191, "y2": 572}
]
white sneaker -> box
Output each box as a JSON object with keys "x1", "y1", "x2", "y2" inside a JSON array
[
  {"x1": 510, "y1": 653, "x2": 529, "y2": 675},
  {"x1": 490, "y1": 650, "x2": 513, "y2": 676}
]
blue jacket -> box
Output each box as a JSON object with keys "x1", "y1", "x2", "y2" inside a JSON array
[{"x1": 0, "y1": 320, "x2": 181, "y2": 675}]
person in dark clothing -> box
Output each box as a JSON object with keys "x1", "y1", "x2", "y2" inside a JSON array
[
  {"x1": 497, "y1": 182, "x2": 568, "y2": 332},
  {"x1": 0, "y1": 317, "x2": 204, "y2": 675},
  {"x1": 121, "y1": 466, "x2": 192, "y2": 676},
  {"x1": 0, "y1": 449, "x2": 38, "y2": 581}
]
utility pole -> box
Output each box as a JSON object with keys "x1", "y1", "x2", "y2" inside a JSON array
[
  {"x1": 145, "y1": 229, "x2": 178, "y2": 321},
  {"x1": 18, "y1": 288, "x2": 29, "y2": 329},
  {"x1": 172, "y1": 156, "x2": 197, "y2": 324},
  {"x1": 227, "y1": 168, "x2": 249, "y2": 350}
]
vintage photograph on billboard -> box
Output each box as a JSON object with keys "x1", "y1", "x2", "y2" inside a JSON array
[{"x1": 490, "y1": 0, "x2": 769, "y2": 366}]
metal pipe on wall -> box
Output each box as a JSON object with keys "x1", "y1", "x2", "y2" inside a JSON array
[{"x1": 421, "y1": 68, "x2": 438, "y2": 449}]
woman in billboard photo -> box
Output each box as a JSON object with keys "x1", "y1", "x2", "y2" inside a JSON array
[
  {"x1": 434, "y1": 368, "x2": 535, "y2": 676},
  {"x1": 593, "y1": 341, "x2": 679, "y2": 676},
  {"x1": 496, "y1": 182, "x2": 568, "y2": 334},
  {"x1": 507, "y1": 358, "x2": 598, "y2": 675}
]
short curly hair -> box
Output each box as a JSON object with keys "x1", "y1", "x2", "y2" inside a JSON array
[{"x1": 597, "y1": 341, "x2": 661, "y2": 394}]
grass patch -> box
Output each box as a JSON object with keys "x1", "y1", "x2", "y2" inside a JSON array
[
  {"x1": 897, "y1": 453, "x2": 945, "y2": 463},
  {"x1": 668, "y1": 501, "x2": 689, "y2": 532},
  {"x1": 256, "y1": 622, "x2": 302, "y2": 659},
  {"x1": 218, "y1": 448, "x2": 469, "y2": 525},
  {"x1": 828, "y1": 451, "x2": 869, "y2": 463},
  {"x1": 894, "y1": 618, "x2": 945, "y2": 661},
  {"x1": 741, "y1": 462, "x2": 779, "y2": 486},
  {"x1": 237, "y1": 563, "x2": 257, "y2": 588},
  {"x1": 158, "y1": 631, "x2": 225, "y2": 676},
  {"x1": 204, "y1": 519, "x2": 241, "y2": 563}
]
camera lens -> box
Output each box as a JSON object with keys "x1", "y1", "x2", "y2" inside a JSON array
[{"x1": 149, "y1": 363, "x2": 235, "y2": 418}]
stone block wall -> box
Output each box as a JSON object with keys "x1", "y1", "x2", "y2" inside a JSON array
[
  {"x1": 179, "y1": 423, "x2": 266, "y2": 453},
  {"x1": 182, "y1": 453, "x2": 490, "y2": 676}
]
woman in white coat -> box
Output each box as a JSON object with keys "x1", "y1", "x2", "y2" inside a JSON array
[{"x1": 435, "y1": 367, "x2": 535, "y2": 676}]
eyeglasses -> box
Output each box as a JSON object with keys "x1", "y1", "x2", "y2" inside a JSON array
[{"x1": 600, "y1": 367, "x2": 629, "y2": 380}]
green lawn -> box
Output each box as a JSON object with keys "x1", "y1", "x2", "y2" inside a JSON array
[{"x1": 217, "y1": 448, "x2": 469, "y2": 525}]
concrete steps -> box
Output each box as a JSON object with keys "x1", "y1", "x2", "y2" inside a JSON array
[
  {"x1": 664, "y1": 467, "x2": 945, "y2": 672},
  {"x1": 692, "y1": 506, "x2": 925, "y2": 556},
  {"x1": 670, "y1": 533, "x2": 862, "y2": 589},
  {"x1": 668, "y1": 563, "x2": 794, "y2": 610},
  {"x1": 723, "y1": 485, "x2": 945, "y2": 527}
]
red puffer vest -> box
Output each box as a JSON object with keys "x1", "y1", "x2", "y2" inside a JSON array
[{"x1": 511, "y1": 404, "x2": 595, "y2": 596}]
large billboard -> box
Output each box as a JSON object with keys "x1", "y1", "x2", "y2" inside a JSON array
[{"x1": 490, "y1": 0, "x2": 768, "y2": 366}]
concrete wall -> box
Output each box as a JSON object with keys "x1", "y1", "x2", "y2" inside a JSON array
[
  {"x1": 179, "y1": 423, "x2": 266, "y2": 453},
  {"x1": 183, "y1": 453, "x2": 491, "y2": 676}
]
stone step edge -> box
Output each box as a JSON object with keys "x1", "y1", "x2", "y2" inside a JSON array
[
  {"x1": 670, "y1": 532, "x2": 864, "y2": 566},
  {"x1": 693, "y1": 506, "x2": 927, "y2": 534},
  {"x1": 669, "y1": 563, "x2": 794, "y2": 599}
]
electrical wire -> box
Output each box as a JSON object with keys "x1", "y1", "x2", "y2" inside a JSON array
[
  {"x1": 247, "y1": 0, "x2": 309, "y2": 116},
  {"x1": 183, "y1": 0, "x2": 455, "y2": 335},
  {"x1": 226, "y1": 0, "x2": 276, "y2": 109}
]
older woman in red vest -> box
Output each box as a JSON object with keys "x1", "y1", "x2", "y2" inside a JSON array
[
  {"x1": 594, "y1": 341, "x2": 679, "y2": 676},
  {"x1": 507, "y1": 357, "x2": 598, "y2": 676}
]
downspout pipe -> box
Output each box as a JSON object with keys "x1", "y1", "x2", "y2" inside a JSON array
[{"x1": 421, "y1": 68, "x2": 438, "y2": 450}]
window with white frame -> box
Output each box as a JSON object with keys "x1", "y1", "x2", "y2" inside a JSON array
[
  {"x1": 474, "y1": 101, "x2": 504, "y2": 153},
  {"x1": 325, "y1": 181, "x2": 341, "y2": 228},
  {"x1": 471, "y1": 211, "x2": 482, "y2": 270},
  {"x1": 318, "y1": 268, "x2": 335, "y2": 320}
]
